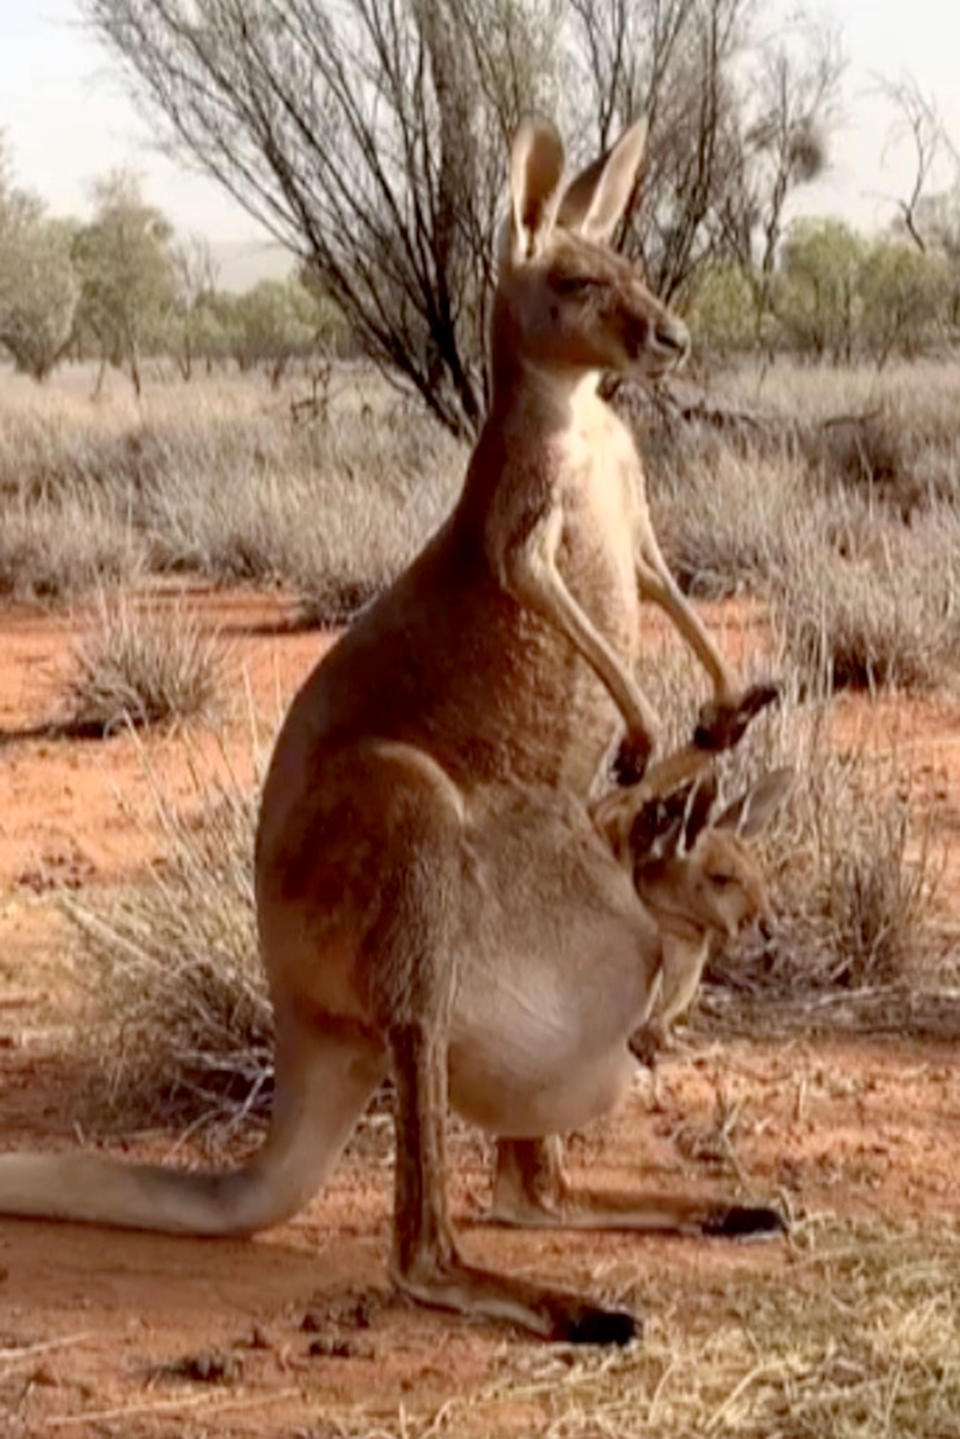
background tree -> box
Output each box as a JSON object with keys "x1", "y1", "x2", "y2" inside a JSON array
[
  {"x1": 686, "y1": 261, "x2": 756, "y2": 357},
  {"x1": 775, "y1": 218, "x2": 863, "y2": 362},
  {"x1": 716, "y1": 18, "x2": 842, "y2": 345},
  {"x1": 85, "y1": 0, "x2": 842, "y2": 435},
  {"x1": 858, "y1": 240, "x2": 946, "y2": 367},
  {"x1": 224, "y1": 278, "x2": 328, "y2": 385},
  {"x1": 0, "y1": 141, "x2": 79, "y2": 381},
  {"x1": 73, "y1": 172, "x2": 178, "y2": 397},
  {"x1": 164, "y1": 234, "x2": 220, "y2": 380}
]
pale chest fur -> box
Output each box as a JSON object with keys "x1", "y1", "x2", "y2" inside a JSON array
[{"x1": 549, "y1": 393, "x2": 644, "y2": 659}]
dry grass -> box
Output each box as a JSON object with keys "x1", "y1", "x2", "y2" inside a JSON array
[
  {"x1": 369, "y1": 1214, "x2": 960, "y2": 1439},
  {"x1": 633, "y1": 643, "x2": 947, "y2": 997},
  {"x1": 0, "y1": 366, "x2": 463, "y2": 621},
  {"x1": 770, "y1": 512, "x2": 960, "y2": 695},
  {"x1": 60, "y1": 596, "x2": 225, "y2": 735},
  {"x1": 0, "y1": 493, "x2": 144, "y2": 601},
  {"x1": 64, "y1": 738, "x2": 270, "y2": 1132}
]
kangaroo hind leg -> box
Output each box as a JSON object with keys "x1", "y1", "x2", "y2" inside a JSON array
[
  {"x1": 489, "y1": 1137, "x2": 784, "y2": 1238},
  {"x1": 360, "y1": 744, "x2": 638, "y2": 1344},
  {"x1": 0, "y1": 1007, "x2": 385, "y2": 1236}
]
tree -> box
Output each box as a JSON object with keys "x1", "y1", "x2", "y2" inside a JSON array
[
  {"x1": 165, "y1": 234, "x2": 220, "y2": 379},
  {"x1": 686, "y1": 261, "x2": 755, "y2": 357},
  {"x1": 776, "y1": 218, "x2": 863, "y2": 362},
  {"x1": 715, "y1": 17, "x2": 842, "y2": 344},
  {"x1": 876, "y1": 74, "x2": 953, "y2": 255},
  {"x1": 858, "y1": 240, "x2": 946, "y2": 366},
  {"x1": 224, "y1": 278, "x2": 326, "y2": 384},
  {"x1": 73, "y1": 172, "x2": 178, "y2": 396},
  {"x1": 0, "y1": 140, "x2": 79, "y2": 380},
  {"x1": 86, "y1": 0, "x2": 841, "y2": 435},
  {"x1": 0, "y1": 208, "x2": 79, "y2": 381}
]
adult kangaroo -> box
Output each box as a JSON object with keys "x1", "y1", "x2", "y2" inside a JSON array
[{"x1": 0, "y1": 118, "x2": 772, "y2": 1342}]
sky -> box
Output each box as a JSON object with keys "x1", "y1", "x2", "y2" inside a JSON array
[{"x1": 1, "y1": 0, "x2": 959, "y2": 286}]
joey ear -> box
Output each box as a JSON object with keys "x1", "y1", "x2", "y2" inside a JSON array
[
  {"x1": 715, "y1": 768, "x2": 794, "y2": 839},
  {"x1": 556, "y1": 119, "x2": 648, "y2": 243},
  {"x1": 651, "y1": 815, "x2": 684, "y2": 863},
  {"x1": 683, "y1": 772, "x2": 718, "y2": 850},
  {"x1": 506, "y1": 116, "x2": 565, "y2": 265}
]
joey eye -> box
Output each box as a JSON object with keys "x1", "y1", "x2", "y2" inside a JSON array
[
  {"x1": 551, "y1": 274, "x2": 597, "y2": 296},
  {"x1": 707, "y1": 873, "x2": 733, "y2": 887}
]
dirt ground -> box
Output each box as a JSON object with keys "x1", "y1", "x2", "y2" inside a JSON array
[{"x1": 1, "y1": 588, "x2": 959, "y2": 1437}]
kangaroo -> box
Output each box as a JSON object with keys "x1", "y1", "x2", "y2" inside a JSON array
[
  {"x1": 631, "y1": 766, "x2": 792, "y2": 1039},
  {"x1": 0, "y1": 117, "x2": 772, "y2": 1343},
  {"x1": 489, "y1": 766, "x2": 792, "y2": 1227}
]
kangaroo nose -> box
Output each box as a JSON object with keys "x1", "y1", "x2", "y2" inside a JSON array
[{"x1": 655, "y1": 316, "x2": 690, "y2": 359}]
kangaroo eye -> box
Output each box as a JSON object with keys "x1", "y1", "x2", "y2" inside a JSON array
[{"x1": 708, "y1": 873, "x2": 733, "y2": 887}]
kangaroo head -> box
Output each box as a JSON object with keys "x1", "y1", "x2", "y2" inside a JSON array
[
  {"x1": 495, "y1": 117, "x2": 689, "y2": 379},
  {"x1": 631, "y1": 769, "x2": 793, "y2": 939}
]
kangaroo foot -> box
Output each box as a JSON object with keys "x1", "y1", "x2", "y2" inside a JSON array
[
  {"x1": 701, "y1": 1203, "x2": 787, "y2": 1240},
  {"x1": 694, "y1": 683, "x2": 780, "y2": 753},
  {"x1": 393, "y1": 1253, "x2": 639, "y2": 1344}
]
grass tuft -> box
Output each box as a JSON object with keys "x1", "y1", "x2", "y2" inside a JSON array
[
  {"x1": 64, "y1": 744, "x2": 271, "y2": 1133},
  {"x1": 61, "y1": 596, "x2": 224, "y2": 735}
]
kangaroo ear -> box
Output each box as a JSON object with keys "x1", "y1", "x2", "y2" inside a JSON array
[
  {"x1": 715, "y1": 768, "x2": 794, "y2": 839},
  {"x1": 556, "y1": 119, "x2": 648, "y2": 243},
  {"x1": 505, "y1": 116, "x2": 565, "y2": 265}
]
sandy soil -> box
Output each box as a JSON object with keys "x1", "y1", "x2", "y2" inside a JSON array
[{"x1": 1, "y1": 587, "x2": 959, "y2": 1437}]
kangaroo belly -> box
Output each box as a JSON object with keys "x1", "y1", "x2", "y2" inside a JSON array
[
  {"x1": 448, "y1": 794, "x2": 659, "y2": 1136},
  {"x1": 447, "y1": 957, "x2": 643, "y2": 1136}
]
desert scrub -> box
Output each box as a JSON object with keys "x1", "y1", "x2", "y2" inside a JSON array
[
  {"x1": 633, "y1": 641, "x2": 946, "y2": 995},
  {"x1": 648, "y1": 443, "x2": 827, "y2": 598},
  {"x1": 64, "y1": 747, "x2": 270, "y2": 1132},
  {"x1": 0, "y1": 492, "x2": 144, "y2": 601},
  {"x1": 0, "y1": 367, "x2": 463, "y2": 609},
  {"x1": 770, "y1": 508, "x2": 960, "y2": 694},
  {"x1": 61, "y1": 595, "x2": 224, "y2": 734}
]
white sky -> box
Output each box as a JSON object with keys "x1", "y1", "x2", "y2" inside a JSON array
[{"x1": 1, "y1": 0, "x2": 960, "y2": 283}]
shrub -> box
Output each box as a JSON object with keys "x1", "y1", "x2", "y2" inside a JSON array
[
  {"x1": 61, "y1": 595, "x2": 224, "y2": 734},
  {"x1": 0, "y1": 494, "x2": 143, "y2": 601},
  {"x1": 771, "y1": 512, "x2": 960, "y2": 694},
  {"x1": 64, "y1": 749, "x2": 270, "y2": 1133}
]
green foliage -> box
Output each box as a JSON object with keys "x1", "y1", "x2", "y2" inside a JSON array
[
  {"x1": 215, "y1": 279, "x2": 330, "y2": 384},
  {"x1": 0, "y1": 211, "x2": 79, "y2": 380},
  {"x1": 766, "y1": 218, "x2": 949, "y2": 366},
  {"x1": 73, "y1": 172, "x2": 178, "y2": 394},
  {"x1": 0, "y1": 146, "x2": 79, "y2": 381},
  {"x1": 858, "y1": 240, "x2": 947, "y2": 365},
  {"x1": 686, "y1": 263, "x2": 757, "y2": 356},
  {"x1": 776, "y1": 218, "x2": 864, "y2": 362}
]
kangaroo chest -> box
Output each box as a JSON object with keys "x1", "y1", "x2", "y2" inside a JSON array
[{"x1": 552, "y1": 418, "x2": 643, "y2": 658}]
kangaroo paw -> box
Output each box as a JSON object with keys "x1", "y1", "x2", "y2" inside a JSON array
[{"x1": 694, "y1": 683, "x2": 780, "y2": 753}]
